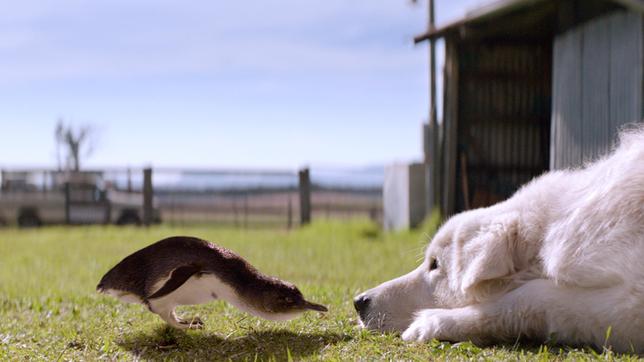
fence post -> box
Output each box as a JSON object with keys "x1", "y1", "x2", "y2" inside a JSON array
[
  {"x1": 298, "y1": 168, "x2": 311, "y2": 225},
  {"x1": 143, "y1": 168, "x2": 153, "y2": 226},
  {"x1": 0, "y1": 169, "x2": 5, "y2": 191},
  {"x1": 42, "y1": 171, "x2": 47, "y2": 192},
  {"x1": 243, "y1": 193, "x2": 249, "y2": 228},
  {"x1": 127, "y1": 168, "x2": 132, "y2": 193},
  {"x1": 64, "y1": 182, "x2": 71, "y2": 224},
  {"x1": 233, "y1": 199, "x2": 239, "y2": 227},
  {"x1": 287, "y1": 194, "x2": 293, "y2": 229}
]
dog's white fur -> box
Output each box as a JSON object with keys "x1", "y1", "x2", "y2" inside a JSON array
[{"x1": 357, "y1": 126, "x2": 644, "y2": 352}]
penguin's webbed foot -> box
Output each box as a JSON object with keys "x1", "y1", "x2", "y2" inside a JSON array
[
  {"x1": 149, "y1": 301, "x2": 205, "y2": 330},
  {"x1": 177, "y1": 316, "x2": 204, "y2": 330}
]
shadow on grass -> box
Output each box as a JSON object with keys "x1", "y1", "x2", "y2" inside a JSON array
[
  {"x1": 483, "y1": 338, "x2": 642, "y2": 359},
  {"x1": 118, "y1": 326, "x2": 352, "y2": 360}
]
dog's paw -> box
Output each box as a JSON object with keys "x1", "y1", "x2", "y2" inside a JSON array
[{"x1": 402, "y1": 309, "x2": 448, "y2": 342}]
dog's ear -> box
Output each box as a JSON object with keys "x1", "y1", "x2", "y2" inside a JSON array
[{"x1": 460, "y1": 212, "x2": 519, "y2": 295}]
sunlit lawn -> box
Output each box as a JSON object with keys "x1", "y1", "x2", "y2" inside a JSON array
[{"x1": 0, "y1": 219, "x2": 640, "y2": 361}]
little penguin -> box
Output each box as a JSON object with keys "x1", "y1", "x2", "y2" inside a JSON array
[{"x1": 96, "y1": 236, "x2": 328, "y2": 329}]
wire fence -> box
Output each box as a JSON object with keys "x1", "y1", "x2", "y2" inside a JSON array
[{"x1": 0, "y1": 167, "x2": 383, "y2": 228}]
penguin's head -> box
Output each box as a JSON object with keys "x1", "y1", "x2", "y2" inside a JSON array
[{"x1": 256, "y1": 280, "x2": 328, "y2": 321}]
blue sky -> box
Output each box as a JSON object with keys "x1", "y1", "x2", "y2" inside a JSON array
[{"x1": 0, "y1": 0, "x2": 486, "y2": 169}]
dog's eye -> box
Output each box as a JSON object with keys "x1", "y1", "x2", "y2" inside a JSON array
[{"x1": 429, "y1": 258, "x2": 439, "y2": 271}]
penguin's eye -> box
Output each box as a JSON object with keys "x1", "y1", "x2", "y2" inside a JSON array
[{"x1": 429, "y1": 257, "x2": 439, "y2": 271}]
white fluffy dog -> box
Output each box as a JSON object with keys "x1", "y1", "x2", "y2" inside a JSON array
[{"x1": 355, "y1": 126, "x2": 644, "y2": 353}]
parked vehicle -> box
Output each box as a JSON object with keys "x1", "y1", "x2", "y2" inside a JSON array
[{"x1": 0, "y1": 172, "x2": 160, "y2": 227}]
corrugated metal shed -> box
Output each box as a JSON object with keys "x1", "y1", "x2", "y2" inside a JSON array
[
  {"x1": 416, "y1": 0, "x2": 644, "y2": 216},
  {"x1": 415, "y1": 0, "x2": 644, "y2": 43},
  {"x1": 551, "y1": 10, "x2": 643, "y2": 168},
  {"x1": 456, "y1": 42, "x2": 551, "y2": 210}
]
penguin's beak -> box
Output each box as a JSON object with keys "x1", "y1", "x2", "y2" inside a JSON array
[{"x1": 303, "y1": 300, "x2": 328, "y2": 312}]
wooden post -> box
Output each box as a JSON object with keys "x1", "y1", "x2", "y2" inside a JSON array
[
  {"x1": 243, "y1": 193, "x2": 249, "y2": 228},
  {"x1": 233, "y1": 196, "x2": 239, "y2": 227},
  {"x1": 41, "y1": 171, "x2": 47, "y2": 192},
  {"x1": 64, "y1": 182, "x2": 71, "y2": 224},
  {"x1": 424, "y1": 123, "x2": 431, "y2": 214},
  {"x1": 143, "y1": 168, "x2": 153, "y2": 226},
  {"x1": 298, "y1": 168, "x2": 311, "y2": 225},
  {"x1": 127, "y1": 168, "x2": 132, "y2": 192},
  {"x1": 443, "y1": 42, "x2": 459, "y2": 216},
  {"x1": 427, "y1": 0, "x2": 440, "y2": 214},
  {"x1": 0, "y1": 169, "x2": 5, "y2": 191},
  {"x1": 287, "y1": 194, "x2": 293, "y2": 229}
]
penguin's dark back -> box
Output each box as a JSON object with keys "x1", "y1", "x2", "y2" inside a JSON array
[{"x1": 97, "y1": 236, "x2": 262, "y2": 297}]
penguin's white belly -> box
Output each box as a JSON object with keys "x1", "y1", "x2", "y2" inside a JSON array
[
  {"x1": 156, "y1": 274, "x2": 302, "y2": 321},
  {"x1": 139, "y1": 273, "x2": 306, "y2": 324},
  {"x1": 150, "y1": 274, "x2": 239, "y2": 307},
  {"x1": 167, "y1": 274, "x2": 220, "y2": 305}
]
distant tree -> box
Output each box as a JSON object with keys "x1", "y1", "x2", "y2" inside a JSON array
[{"x1": 55, "y1": 119, "x2": 96, "y2": 171}]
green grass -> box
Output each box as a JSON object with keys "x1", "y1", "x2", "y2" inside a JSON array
[{"x1": 0, "y1": 218, "x2": 640, "y2": 361}]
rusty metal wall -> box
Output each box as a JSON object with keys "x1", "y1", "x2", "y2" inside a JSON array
[
  {"x1": 454, "y1": 41, "x2": 552, "y2": 211},
  {"x1": 551, "y1": 10, "x2": 644, "y2": 170}
]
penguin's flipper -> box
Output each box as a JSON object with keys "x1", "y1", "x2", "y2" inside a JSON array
[{"x1": 147, "y1": 264, "x2": 202, "y2": 300}]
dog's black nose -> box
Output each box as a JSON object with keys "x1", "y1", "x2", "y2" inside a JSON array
[{"x1": 353, "y1": 294, "x2": 371, "y2": 313}]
